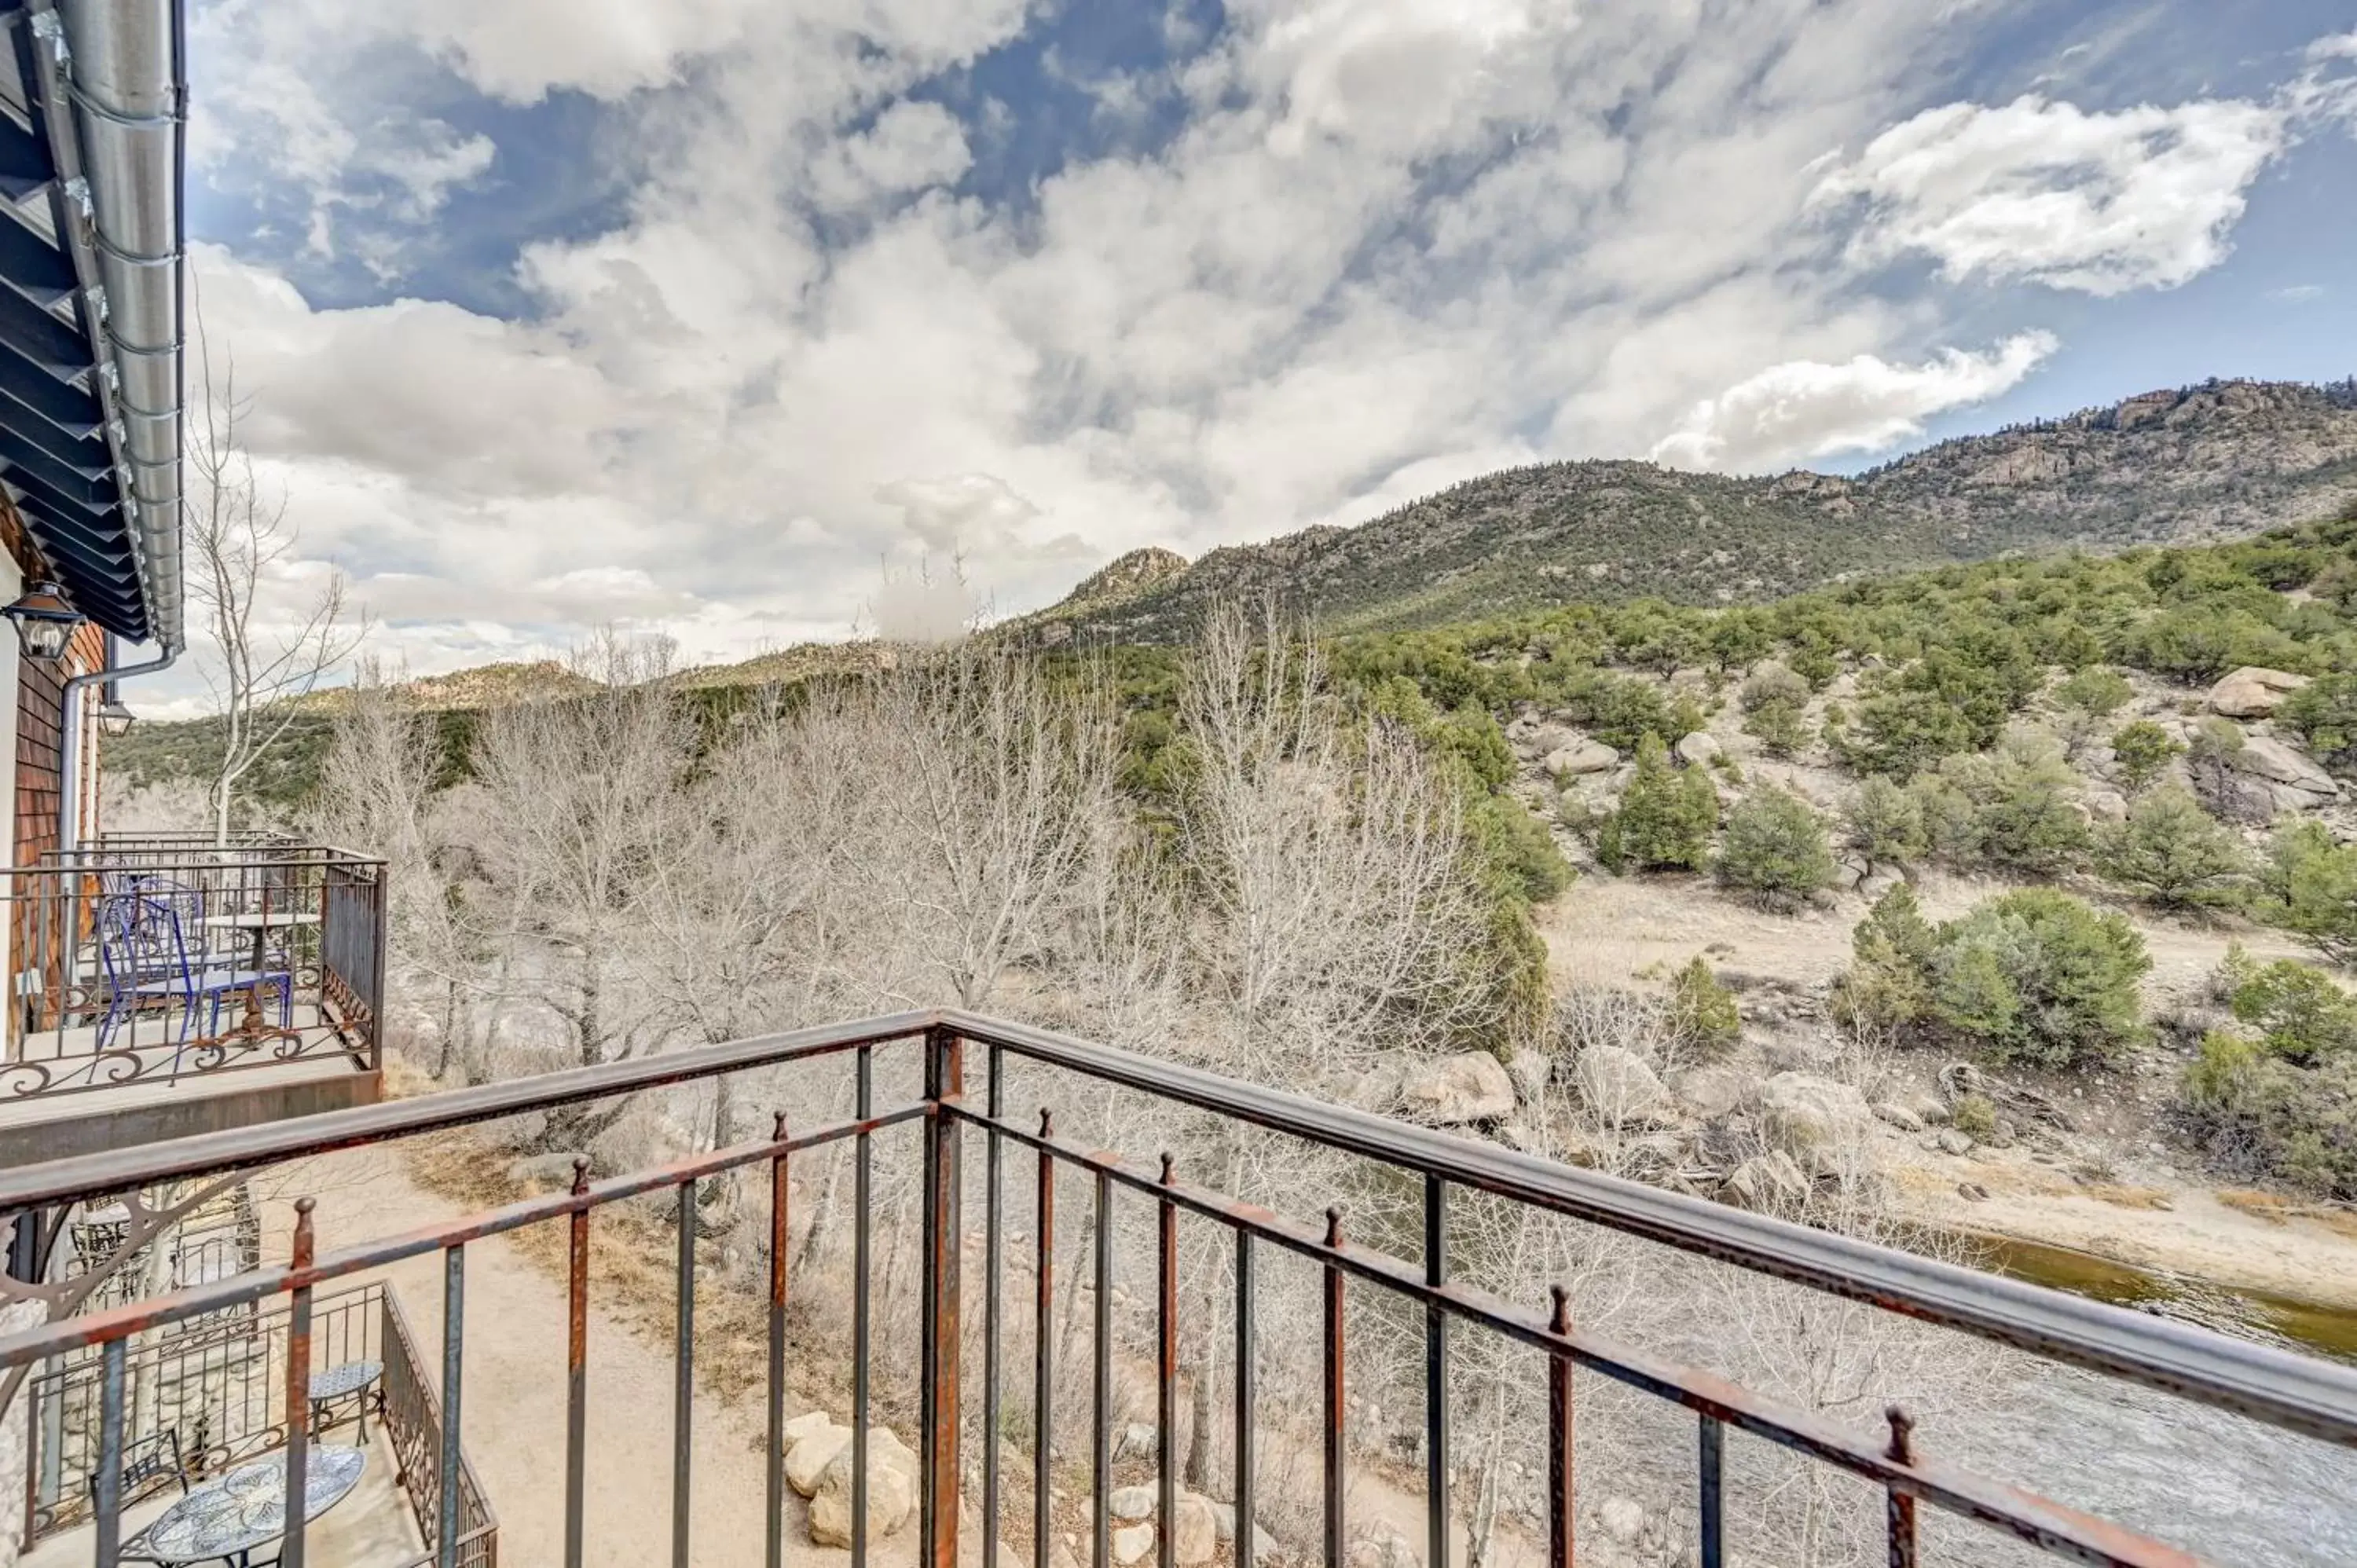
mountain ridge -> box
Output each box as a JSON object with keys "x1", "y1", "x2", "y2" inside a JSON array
[{"x1": 1014, "y1": 376, "x2": 2357, "y2": 645}]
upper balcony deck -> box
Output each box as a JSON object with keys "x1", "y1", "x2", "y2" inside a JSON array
[{"x1": 0, "y1": 837, "x2": 385, "y2": 1164}]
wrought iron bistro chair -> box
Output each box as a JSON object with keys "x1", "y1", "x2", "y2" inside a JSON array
[
  {"x1": 95, "y1": 895, "x2": 293, "y2": 1062},
  {"x1": 88, "y1": 1427, "x2": 192, "y2": 1560}
]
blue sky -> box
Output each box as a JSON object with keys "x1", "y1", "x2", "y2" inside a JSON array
[{"x1": 158, "y1": 0, "x2": 2357, "y2": 704}]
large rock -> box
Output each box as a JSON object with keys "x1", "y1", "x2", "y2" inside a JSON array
[
  {"x1": 784, "y1": 1421, "x2": 852, "y2": 1497},
  {"x1": 1672, "y1": 1064, "x2": 1752, "y2": 1119},
  {"x1": 1574, "y1": 1046, "x2": 1669, "y2": 1126},
  {"x1": 1171, "y1": 1493, "x2": 1219, "y2": 1566},
  {"x1": 1347, "y1": 1058, "x2": 1408, "y2": 1112},
  {"x1": 1831, "y1": 855, "x2": 1869, "y2": 892},
  {"x1": 2234, "y1": 735, "x2": 2336, "y2": 796},
  {"x1": 807, "y1": 1428, "x2": 920, "y2": 1545},
  {"x1": 2208, "y1": 667, "x2": 2309, "y2": 718},
  {"x1": 1871, "y1": 1101, "x2": 1925, "y2": 1133},
  {"x1": 1673, "y1": 731, "x2": 1722, "y2": 768},
  {"x1": 1112, "y1": 1524, "x2": 1156, "y2": 1566},
  {"x1": 1505, "y1": 1049, "x2": 1551, "y2": 1103},
  {"x1": 1109, "y1": 1486, "x2": 1158, "y2": 1522},
  {"x1": 1543, "y1": 740, "x2": 1619, "y2": 779},
  {"x1": 1721, "y1": 1151, "x2": 1809, "y2": 1212},
  {"x1": 1758, "y1": 1072, "x2": 1871, "y2": 1158},
  {"x1": 1399, "y1": 1053, "x2": 1516, "y2": 1125}
]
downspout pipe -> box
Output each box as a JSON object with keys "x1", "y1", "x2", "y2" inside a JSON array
[{"x1": 59, "y1": 637, "x2": 174, "y2": 855}]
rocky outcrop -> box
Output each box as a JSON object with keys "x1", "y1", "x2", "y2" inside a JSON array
[
  {"x1": 1673, "y1": 731, "x2": 1722, "y2": 768},
  {"x1": 1759, "y1": 1072, "x2": 1871, "y2": 1160},
  {"x1": 2208, "y1": 667, "x2": 2309, "y2": 718},
  {"x1": 2233, "y1": 735, "x2": 2337, "y2": 802},
  {"x1": 806, "y1": 1427, "x2": 921, "y2": 1545},
  {"x1": 1544, "y1": 740, "x2": 1619, "y2": 778}
]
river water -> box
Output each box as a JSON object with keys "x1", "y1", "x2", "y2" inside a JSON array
[{"x1": 1957, "y1": 1234, "x2": 2357, "y2": 1565}]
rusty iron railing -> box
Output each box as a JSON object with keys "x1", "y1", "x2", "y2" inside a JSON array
[
  {"x1": 383, "y1": 1283, "x2": 498, "y2": 1567},
  {"x1": 1, "y1": 844, "x2": 385, "y2": 1103},
  {"x1": 0, "y1": 1009, "x2": 2352, "y2": 1568}
]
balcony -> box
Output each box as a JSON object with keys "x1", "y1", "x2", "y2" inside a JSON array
[
  {"x1": 0, "y1": 840, "x2": 386, "y2": 1164},
  {"x1": 0, "y1": 1010, "x2": 2352, "y2": 1568}
]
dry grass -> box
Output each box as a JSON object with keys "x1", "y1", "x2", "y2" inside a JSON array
[
  {"x1": 2219, "y1": 1187, "x2": 2357, "y2": 1240},
  {"x1": 2084, "y1": 1184, "x2": 2174, "y2": 1211}
]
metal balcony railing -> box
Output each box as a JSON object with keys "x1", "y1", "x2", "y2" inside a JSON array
[
  {"x1": 0, "y1": 1010, "x2": 2352, "y2": 1568},
  {"x1": 1, "y1": 843, "x2": 385, "y2": 1105}
]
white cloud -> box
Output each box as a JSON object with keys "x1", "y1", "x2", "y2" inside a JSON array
[
  {"x1": 1651, "y1": 332, "x2": 2057, "y2": 473},
  {"x1": 163, "y1": 5, "x2": 2357, "y2": 708},
  {"x1": 1813, "y1": 94, "x2": 2288, "y2": 295}
]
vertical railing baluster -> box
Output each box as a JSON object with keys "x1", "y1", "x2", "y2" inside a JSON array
[
  {"x1": 1323, "y1": 1209, "x2": 1344, "y2": 1568},
  {"x1": 566, "y1": 1160, "x2": 592, "y2": 1568},
  {"x1": 94, "y1": 1336, "x2": 124, "y2": 1568},
  {"x1": 984, "y1": 1044, "x2": 1005, "y2": 1568},
  {"x1": 1885, "y1": 1407, "x2": 1918, "y2": 1568},
  {"x1": 1035, "y1": 1111, "x2": 1057, "y2": 1568},
  {"x1": 1424, "y1": 1176, "x2": 1447, "y2": 1568},
  {"x1": 1698, "y1": 1416, "x2": 1722, "y2": 1568},
  {"x1": 1092, "y1": 1169, "x2": 1113, "y2": 1568},
  {"x1": 922, "y1": 1025, "x2": 964, "y2": 1568},
  {"x1": 767, "y1": 1117, "x2": 790, "y2": 1568},
  {"x1": 283, "y1": 1198, "x2": 317, "y2": 1568},
  {"x1": 1157, "y1": 1155, "x2": 1178, "y2": 1568},
  {"x1": 439, "y1": 1244, "x2": 466, "y2": 1568},
  {"x1": 1233, "y1": 1229, "x2": 1255, "y2": 1568},
  {"x1": 675, "y1": 1177, "x2": 698, "y2": 1568},
  {"x1": 854, "y1": 1042, "x2": 874, "y2": 1568},
  {"x1": 1548, "y1": 1287, "x2": 1573, "y2": 1568}
]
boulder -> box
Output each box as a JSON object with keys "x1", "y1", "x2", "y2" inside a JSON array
[
  {"x1": 1759, "y1": 1072, "x2": 1871, "y2": 1158},
  {"x1": 1347, "y1": 1058, "x2": 1407, "y2": 1113},
  {"x1": 1598, "y1": 1497, "x2": 1648, "y2": 1546},
  {"x1": 2233, "y1": 734, "x2": 2336, "y2": 795},
  {"x1": 1859, "y1": 868, "x2": 1904, "y2": 903},
  {"x1": 1112, "y1": 1524, "x2": 1157, "y2": 1566},
  {"x1": 1210, "y1": 1502, "x2": 1236, "y2": 1544},
  {"x1": 1871, "y1": 1101, "x2": 1925, "y2": 1133},
  {"x1": 1347, "y1": 1527, "x2": 1419, "y2": 1568},
  {"x1": 808, "y1": 1429, "x2": 920, "y2": 1545},
  {"x1": 1831, "y1": 855, "x2": 1868, "y2": 892},
  {"x1": 2208, "y1": 667, "x2": 2309, "y2": 719},
  {"x1": 1935, "y1": 1129, "x2": 1974, "y2": 1156},
  {"x1": 1544, "y1": 740, "x2": 1619, "y2": 779},
  {"x1": 1721, "y1": 1151, "x2": 1809, "y2": 1211},
  {"x1": 1903, "y1": 1091, "x2": 1951, "y2": 1127},
  {"x1": 1399, "y1": 1053, "x2": 1516, "y2": 1125},
  {"x1": 785, "y1": 1422, "x2": 852, "y2": 1497},
  {"x1": 1116, "y1": 1423, "x2": 1157, "y2": 1462},
  {"x1": 1672, "y1": 1064, "x2": 1752, "y2": 1119},
  {"x1": 2083, "y1": 789, "x2": 2128, "y2": 824},
  {"x1": 1109, "y1": 1486, "x2": 1158, "y2": 1522},
  {"x1": 1574, "y1": 1046, "x2": 1669, "y2": 1126},
  {"x1": 1508, "y1": 720, "x2": 1577, "y2": 760},
  {"x1": 1505, "y1": 1049, "x2": 1551, "y2": 1102},
  {"x1": 781, "y1": 1409, "x2": 835, "y2": 1451},
  {"x1": 1171, "y1": 1493, "x2": 1220, "y2": 1566},
  {"x1": 1674, "y1": 731, "x2": 1723, "y2": 768}
]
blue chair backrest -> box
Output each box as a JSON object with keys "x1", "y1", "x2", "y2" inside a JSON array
[{"x1": 97, "y1": 894, "x2": 197, "y2": 1000}]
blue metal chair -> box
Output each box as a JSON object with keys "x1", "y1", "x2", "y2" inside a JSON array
[{"x1": 95, "y1": 896, "x2": 292, "y2": 1064}]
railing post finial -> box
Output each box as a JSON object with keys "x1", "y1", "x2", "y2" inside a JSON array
[
  {"x1": 291, "y1": 1196, "x2": 316, "y2": 1269},
  {"x1": 1324, "y1": 1207, "x2": 1342, "y2": 1247},
  {"x1": 570, "y1": 1156, "x2": 591, "y2": 1196},
  {"x1": 1885, "y1": 1405, "x2": 1915, "y2": 1465},
  {"x1": 1549, "y1": 1283, "x2": 1569, "y2": 1335}
]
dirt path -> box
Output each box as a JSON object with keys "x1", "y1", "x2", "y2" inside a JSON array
[{"x1": 279, "y1": 1147, "x2": 940, "y2": 1568}]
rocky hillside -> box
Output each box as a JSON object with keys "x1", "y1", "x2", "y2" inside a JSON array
[{"x1": 1021, "y1": 379, "x2": 2357, "y2": 644}]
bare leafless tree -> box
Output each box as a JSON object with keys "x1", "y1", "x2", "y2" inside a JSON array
[{"x1": 186, "y1": 324, "x2": 363, "y2": 843}]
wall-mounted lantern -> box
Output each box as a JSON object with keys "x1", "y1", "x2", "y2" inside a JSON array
[{"x1": 2, "y1": 581, "x2": 82, "y2": 661}]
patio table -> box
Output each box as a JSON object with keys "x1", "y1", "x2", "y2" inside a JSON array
[
  {"x1": 122, "y1": 1445, "x2": 365, "y2": 1567},
  {"x1": 307, "y1": 1357, "x2": 384, "y2": 1443}
]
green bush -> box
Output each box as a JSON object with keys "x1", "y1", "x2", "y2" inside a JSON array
[
  {"x1": 1834, "y1": 883, "x2": 1938, "y2": 1031},
  {"x1": 2109, "y1": 720, "x2": 2183, "y2": 796},
  {"x1": 1667, "y1": 955, "x2": 1741, "y2": 1051},
  {"x1": 2257, "y1": 819, "x2": 2357, "y2": 964},
  {"x1": 1930, "y1": 889, "x2": 2150, "y2": 1067},
  {"x1": 2178, "y1": 1032, "x2": 2357, "y2": 1199},
  {"x1": 1840, "y1": 886, "x2": 2150, "y2": 1065},
  {"x1": 1715, "y1": 786, "x2": 1834, "y2": 911},
  {"x1": 2278, "y1": 672, "x2": 2357, "y2": 774},
  {"x1": 2097, "y1": 786, "x2": 2249, "y2": 908},
  {"x1": 1844, "y1": 775, "x2": 1926, "y2": 866},
  {"x1": 1597, "y1": 733, "x2": 1717, "y2": 873},
  {"x1": 1950, "y1": 1092, "x2": 1998, "y2": 1139},
  {"x1": 1739, "y1": 664, "x2": 1811, "y2": 757},
  {"x1": 1560, "y1": 672, "x2": 1676, "y2": 753},
  {"x1": 2219, "y1": 947, "x2": 2357, "y2": 1065},
  {"x1": 2051, "y1": 666, "x2": 2132, "y2": 757},
  {"x1": 1931, "y1": 731, "x2": 2089, "y2": 875}
]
